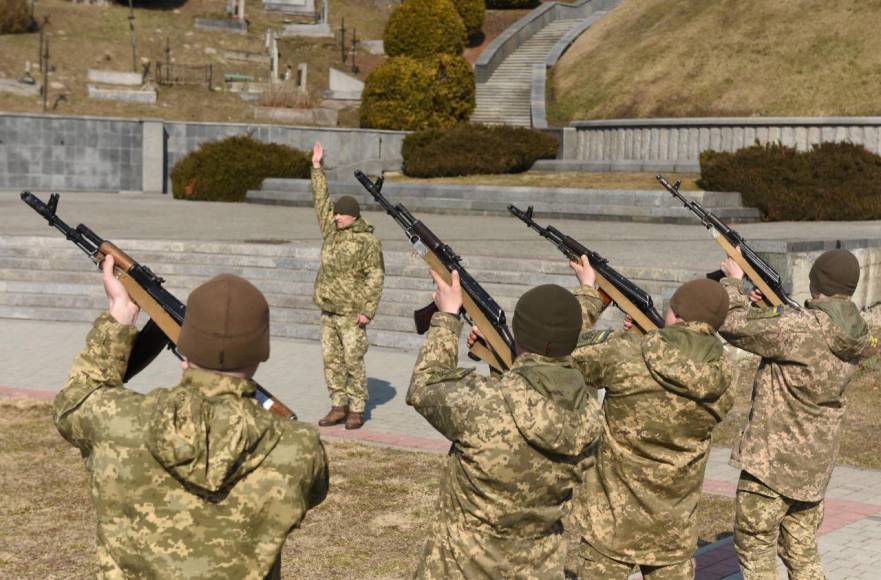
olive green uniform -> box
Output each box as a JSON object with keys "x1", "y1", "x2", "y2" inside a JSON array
[
  {"x1": 312, "y1": 167, "x2": 384, "y2": 413},
  {"x1": 407, "y1": 311, "x2": 603, "y2": 579},
  {"x1": 571, "y1": 287, "x2": 734, "y2": 578},
  {"x1": 719, "y1": 278, "x2": 877, "y2": 579},
  {"x1": 54, "y1": 313, "x2": 329, "y2": 579}
]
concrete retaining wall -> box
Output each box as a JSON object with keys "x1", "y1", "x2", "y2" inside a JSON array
[
  {"x1": 567, "y1": 117, "x2": 881, "y2": 172},
  {"x1": 0, "y1": 112, "x2": 407, "y2": 194}
]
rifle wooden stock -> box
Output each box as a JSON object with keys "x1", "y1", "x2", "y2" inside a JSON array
[
  {"x1": 594, "y1": 272, "x2": 657, "y2": 334},
  {"x1": 99, "y1": 242, "x2": 183, "y2": 342},
  {"x1": 422, "y1": 251, "x2": 513, "y2": 373},
  {"x1": 713, "y1": 234, "x2": 783, "y2": 307}
]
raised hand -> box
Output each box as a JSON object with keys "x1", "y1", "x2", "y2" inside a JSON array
[{"x1": 102, "y1": 255, "x2": 139, "y2": 326}]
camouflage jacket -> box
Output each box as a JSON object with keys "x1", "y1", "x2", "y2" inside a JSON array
[
  {"x1": 407, "y1": 312, "x2": 602, "y2": 579},
  {"x1": 571, "y1": 291, "x2": 733, "y2": 565},
  {"x1": 311, "y1": 167, "x2": 385, "y2": 319},
  {"x1": 720, "y1": 278, "x2": 876, "y2": 502},
  {"x1": 54, "y1": 313, "x2": 329, "y2": 579}
]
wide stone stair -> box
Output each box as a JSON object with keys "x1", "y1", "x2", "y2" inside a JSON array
[
  {"x1": 0, "y1": 236, "x2": 703, "y2": 352},
  {"x1": 472, "y1": 18, "x2": 586, "y2": 126},
  {"x1": 248, "y1": 178, "x2": 762, "y2": 224}
]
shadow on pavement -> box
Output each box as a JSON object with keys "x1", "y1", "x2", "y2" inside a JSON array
[{"x1": 364, "y1": 378, "x2": 396, "y2": 420}]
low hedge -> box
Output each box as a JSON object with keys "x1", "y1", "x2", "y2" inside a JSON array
[
  {"x1": 384, "y1": 0, "x2": 466, "y2": 59},
  {"x1": 171, "y1": 135, "x2": 310, "y2": 202},
  {"x1": 699, "y1": 141, "x2": 881, "y2": 221},
  {"x1": 360, "y1": 55, "x2": 475, "y2": 131},
  {"x1": 0, "y1": 0, "x2": 35, "y2": 34},
  {"x1": 402, "y1": 124, "x2": 559, "y2": 177}
]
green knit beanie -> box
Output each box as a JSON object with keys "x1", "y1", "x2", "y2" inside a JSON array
[
  {"x1": 334, "y1": 195, "x2": 361, "y2": 218},
  {"x1": 810, "y1": 250, "x2": 860, "y2": 296},
  {"x1": 670, "y1": 278, "x2": 729, "y2": 331},
  {"x1": 512, "y1": 284, "x2": 582, "y2": 357}
]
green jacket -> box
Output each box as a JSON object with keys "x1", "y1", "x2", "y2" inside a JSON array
[
  {"x1": 311, "y1": 168, "x2": 385, "y2": 319},
  {"x1": 54, "y1": 313, "x2": 329, "y2": 579},
  {"x1": 408, "y1": 312, "x2": 602, "y2": 579},
  {"x1": 720, "y1": 278, "x2": 876, "y2": 501},
  {"x1": 572, "y1": 288, "x2": 733, "y2": 565}
]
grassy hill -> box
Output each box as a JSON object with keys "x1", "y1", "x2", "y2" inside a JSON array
[{"x1": 548, "y1": 0, "x2": 881, "y2": 124}]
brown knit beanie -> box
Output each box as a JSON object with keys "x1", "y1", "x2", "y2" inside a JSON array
[
  {"x1": 809, "y1": 250, "x2": 860, "y2": 296},
  {"x1": 178, "y1": 274, "x2": 270, "y2": 371},
  {"x1": 334, "y1": 195, "x2": 361, "y2": 218},
  {"x1": 512, "y1": 284, "x2": 582, "y2": 357},
  {"x1": 670, "y1": 279, "x2": 729, "y2": 331}
]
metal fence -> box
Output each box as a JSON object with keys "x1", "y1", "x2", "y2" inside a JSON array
[{"x1": 155, "y1": 63, "x2": 213, "y2": 89}]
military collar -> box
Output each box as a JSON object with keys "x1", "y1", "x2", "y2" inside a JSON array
[
  {"x1": 511, "y1": 351, "x2": 574, "y2": 370},
  {"x1": 180, "y1": 367, "x2": 257, "y2": 400}
]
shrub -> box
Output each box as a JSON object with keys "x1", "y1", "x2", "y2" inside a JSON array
[
  {"x1": 0, "y1": 0, "x2": 35, "y2": 34},
  {"x1": 485, "y1": 0, "x2": 539, "y2": 8},
  {"x1": 402, "y1": 124, "x2": 559, "y2": 177},
  {"x1": 171, "y1": 135, "x2": 310, "y2": 202},
  {"x1": 451, "y1": 0, "x2": 485, "y2": 38},
  {"x1": 360, "y1": 55, "x2": 475, "y2": 131},
  {"x1": 384, "y1": 0, "x2": 466, "y2": 59},
  {"x1": 699, "y1": 141, "x2": 881, "y2": 221}
]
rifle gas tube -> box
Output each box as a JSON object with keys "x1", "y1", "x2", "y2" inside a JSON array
[
  {"x1": 656, "y1": 176, "x2": 798, "y2": 308},
  {"x1": 20, "y1": 191, "x2": 298, "y2": 420},
  {"x1": 354, "y1": 170, "x2": 515, "y2": 373},
  {"x1": 508, "y1": 204, "x2": 664, "y2": 334}
]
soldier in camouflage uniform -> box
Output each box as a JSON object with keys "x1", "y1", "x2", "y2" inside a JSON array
[
  {"x1": 408, "y1": 258, "x2": 604, "y2": 579},
  {"x1": 719, "y1": 249, "x2": 878, "y2": 579},
  {"x1": 311, "y1": 142, "x2": 385, "y2": 430},
  {"x1": 54, "y1": 258, "x2": 328, "y2": 579},
  {"x1": 571, "y1": 274, "x2": 734, "y2": 579}
]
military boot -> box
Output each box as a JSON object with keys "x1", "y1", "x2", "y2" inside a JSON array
[
  {"x1": 345, "y1": 411, "x2": 365, "y2": 430},
  {"x1": 318, "y1": 406, "x2": 348, "y2": 426}
]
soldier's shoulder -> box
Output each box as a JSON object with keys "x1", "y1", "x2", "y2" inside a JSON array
[
  {"x1": 746, "y1": 304, "x2": 786, "y2": 320},
  {"x1": 425, "y1": 366, "x2": 480, "y2": 387}
]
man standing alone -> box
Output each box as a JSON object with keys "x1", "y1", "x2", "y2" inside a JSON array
[{"x1": 311, "y1": 142, "x2": 385, "y2": 430}]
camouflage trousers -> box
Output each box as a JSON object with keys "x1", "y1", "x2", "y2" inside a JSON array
[
  {"x1": 577, "y1": 540, "x2": 694, "y2": 579},
  {"x1": 416, "y1": 519, "x2": 567, "y2": 579},
  {"x1": 734, "y1": 471, "x2": 825, "y2": 580},
  {"x1": 320, "y1": 312, "x2": 368, "y2": 413}
]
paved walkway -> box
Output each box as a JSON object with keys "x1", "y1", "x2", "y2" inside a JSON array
[{"x1": 3, "y1": 316, "x2": 881, "y2": 579}]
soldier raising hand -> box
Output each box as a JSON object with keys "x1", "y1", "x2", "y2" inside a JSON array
[{"x1": 310, "y1": 141, "x2": 385, "y2": 430}]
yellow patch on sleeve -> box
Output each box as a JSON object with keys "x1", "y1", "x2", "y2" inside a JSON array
[{"x1": 747, "y1": 305, "x2": 785, "y2": 319}]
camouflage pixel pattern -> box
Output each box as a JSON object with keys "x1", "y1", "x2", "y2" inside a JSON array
[
  {"x1": 577, "y1": 538, "x2": 695, "y2": 579},
  {"x1": 571, "y1": 285, "x2": 734, "y2": 567},
  {"x1": 320, "y1": 312, "x2": 369, "y2": 412},
  {"x1": 54, "y1": 313, "x2": 329, "y2": 579},
  {"x1": 408, "y1": 311, "x2": 602, "y2": 579},
  {"x1": 734, "y1": 472, "x2": 824, "y2": 580},
  {"x1": 311, "y1": 167, "x2": 384, "y2": 319},
  {"x1": 719, "y1": 278, "x2": 875, "y2": 502}
]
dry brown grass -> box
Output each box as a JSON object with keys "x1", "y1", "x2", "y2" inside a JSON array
[
  {"x1": 0, "y1": 0, "x2": 393, "y2": 124},
  {"x1": 390, "y1": 171, "x2": 702, "y2": 190},
  {"x1": 1, "y1": 398, "x2": 742, "y2": 578},
  {"x1": 712, "y1": 354, "x2": 881, "y2": 470},
  {"x1": 549, "y1": 0, "x2": 881, "y2": 124}
]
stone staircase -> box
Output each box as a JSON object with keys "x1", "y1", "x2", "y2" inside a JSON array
[
  {"x1": 472, "y1": 18, "x2": 587, "y2": 127},
  {"x1": 0, "y1": 236, "x2": 703, "y2": 352},
  {"x1": 248, "y1": 178, "x2": 763, "y2": 224}
]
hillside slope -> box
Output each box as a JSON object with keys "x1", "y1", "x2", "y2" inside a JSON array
[{"x1": 548, "y1": 0, "x2": 881, "y2": 124}]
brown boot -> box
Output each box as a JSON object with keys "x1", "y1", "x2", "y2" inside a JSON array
[
  {"x1": 345, "y1": 411, "x2": 364, "y2": 430},
  {"x1": 318, "y1": 406, "x2": 348, "y2": 426}
]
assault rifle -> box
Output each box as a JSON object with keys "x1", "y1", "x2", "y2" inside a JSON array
[
  {"x1": 656, "y1": 175, "x2": 798, "y2": 308},
  {"x1": 20, "y1": 192, "x2": 298, "y2": 420},
  {"x1": 508, "y1": 205, "x2": 664, "y2": 334},
  {"x1": 353, "y1": 170, "x2": 515, "y2": 373}
]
